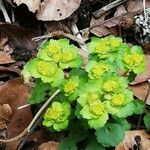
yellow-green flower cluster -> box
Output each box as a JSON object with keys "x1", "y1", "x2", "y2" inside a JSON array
[
  {"x1": 86, "y1": 61, "x2": 113, "y2": 80},
  {"x1": 43, "y1": 102, "x2": 71, "y2": 131},
  {"x1": 87, "y1": 36, "x2": 122, "y2": 58},
  {"x1": 122, "y1": 46, "x2": 145, "y2": 74},
  {"x1": 63, "y1": 76, "x2": 80, "y2": 101},
  {"x1": 37, "y1": 39, "x2": 82, "y2": 69},
  {"x1": 78, "y1": 92, "x2": 108, "y2": 129},
  {"x1": 22, "y1": 58, "x2": 64, "y2": 87}
]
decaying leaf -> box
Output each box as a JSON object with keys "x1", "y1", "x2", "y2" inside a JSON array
[
  {"x1": 14, "y1": 0, "x2": 41, "y2": 12},
  {"x1": 130, "y1": 82, "x2": 150, "y2": 105},
  {"x1": 0, "y1": 78, "x2": 32, "y2": 149},
  {"x1": 39, "y1": 141, "x2": 59, "y2": 150},
  {"x1": 0, "y1": 52, "x2": 15, "y2": 64},
  {"x1": 37, "y1": 0, "x2": 81, "y2": 21},
  {"x1": 0, "y1": 104, "x2": 13, "y2": 130},
  {"x1": 116, "y1": 130, "x2": 150, "y2": 150},
  {"x1": 127, "y1": 0, "x2": 143, "y2": 13},
  {"x1": 0, "y1": 24, "x2": 38, "y2": 56}
]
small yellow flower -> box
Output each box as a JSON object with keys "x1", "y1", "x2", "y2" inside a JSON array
[
  {"x1": 111, "y1": 93, "x2": 125, "y2": 106},
  {"x1": 37, "y1": 61, "x2": 57, "y2": 77},
  {"x1": 92, "y1": 64, "x2": 109, "y2": 78},
  {"x1": 87, "y1": 93, "x2": 99, "y2": 104},
  {"x1": 103, "y1": 80, "x2": 118, "y2": 92},
  {"x1": 52, "y1": 52, "x2": 62, "y2": 62},
  {"x1": 89, "y1": 103, "x2": 104, "y2": 116},
  {"x1": 64, "y1": 80, "x2": 78, "y2": 94},
  {"x1": 48, "y1": 106, "x2": 63, "y2": 120},
  {"x1": 124, "y1": 53, "x2": 143, "y2": 67},
  {"x1": 95, "y1": 43, "x2": 110, "y2": 54},
  {"x1": 47, "y1": 43, "x2": 61, "y2": 54},
  {"x1": 62, "y1": 51, "x2": 74, "y2": 62}
]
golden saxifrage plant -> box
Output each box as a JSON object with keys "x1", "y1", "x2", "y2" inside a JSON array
[{"x1": 22, "y1": 36, "x2": 146, "y2": 149}]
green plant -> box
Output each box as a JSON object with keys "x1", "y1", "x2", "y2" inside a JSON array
[{"x1": 22, "y1": 36, "x2": 145, "y2": 149}]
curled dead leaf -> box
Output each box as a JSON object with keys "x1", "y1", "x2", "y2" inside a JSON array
[
  {"x1": 116, "y1": 130, "x2": 150, "y2": 150},
  {"x1": 129, "y1": 82, "x2": 150, "y2": 105},
  {"x1": 0, "y1": 52, "x2": 15, "y2": 64},
  {"x1": 0, "y1": 78, "x2": 32, "y2": 149},
  {"x1": 127, "y1": 0, "x2": 143, "y2": 13},
  {"x1": 0, "y1": 104, "x2": 13, "y2": 130},
  {"x1": 38, "y1": 141, "x2": 59, "y2": 150}
]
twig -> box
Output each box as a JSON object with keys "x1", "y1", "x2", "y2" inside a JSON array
[
  {"x1": 93, "y1": 0, "x2": 127, "y2": 18},
  {"x1": 17, "y1": 116, "x2": 43, "y2": 150},
  {"x1": 32, "y1": 31, "x2": 86, "y2": 45},
  {"x1": 136, "y1": 79, "x2": 150, "y2": 130},
  {"x1": 0, "y1": 89, "x2": 61, "y2": 143},
  {"x1": 0, "y1": 0, "x2": 11, "y2": 23},
  {"x1": 80, "y1": 9, "x2": 143, "y2": 35}
]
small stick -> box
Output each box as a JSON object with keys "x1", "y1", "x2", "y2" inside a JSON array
[
  {"x1": 93, "y1": 0, "x2": 127, "y2": 18},
  {"x1": 17, "y1": 116, "x2": 43, "y2": 150},
  {"x1": 32, "y1": 31, "x2": 85, "y2": 45},
  {"x1": 0, "y1": 89, "x2": 61, "y2": 143},
  {"x1": 0, "y1": 0, "x2": 11, "y2": 23},
  {"x1": 80, "y1": 9, "x2": 143, "y2": 36},
  {"x1": 71, "y1": 24, "x2": 89, "y2": 63}
]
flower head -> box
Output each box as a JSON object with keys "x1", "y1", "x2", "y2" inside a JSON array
[
  {"x1": 86, "y1": 61, "x2": 113, "y2": 79},
  {"x1": 22, "y1": 58, "x2": 64, "y2": 87},
  {"x1": 87, "y1": 36, "x2": 122, "y2": 59},
  {"x1": 43, "y1": 102, "x2": 71, "y2": 131}
]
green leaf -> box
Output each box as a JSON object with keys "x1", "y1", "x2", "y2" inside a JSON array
[
  {"x1": 29, "y1": 79, "x2": 50, "y2": 104},
  {"x1": 133, "y1": 100, "x2": 145, "y2": 114},
  {"x1": 128, "y1": 71, "x2": 137, "y2": 83},
  {"x1": 95, "y1": 123, "x2": 125, "y2": 147},
  {"x1": 112, "y1": 117, "x2": 131, "y2": 130},
  {"x1": 144, "y1": 113, "x2": 150, "y2": 130},
  {"x1": 86, "y1": 140, "x2": 105, "y2": 150},
  {"x1": 69, "y1": 122, "x2": 88, "y2": 142},
  {"x1": 59, "y1": 137, "x2": 77, "y2": 150},
  {"x1": 116, "y1": 102, "x2": 135, "y2": 118}
]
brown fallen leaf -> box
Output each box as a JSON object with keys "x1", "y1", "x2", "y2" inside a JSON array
[
  {"x1": 131, "y1": 55, "x2": 150, "y2": 85},
  {"x1": 116, "y1": 130, "x2": 150, "y2": 150},
  {"x1": 37, "y1": 0, "x2": 81, "y2": 21},
  {"x1": 114, "y1": 5, "x2": 127, "y2": 17},
  {"x1": 0, "y1": 104, "x2": 13, "y2": 130},
  {"x1": 0, "y1": 23, "x2": 38, "y2": 59},
  {"x1": 0, "y1": 66, "x2": 20, "y2": 75},
  {"x1": 0, "y1": 78, "x2": 32, "y2": 150},
  {"x1": 129, "y1": 82, "x2": 150, "y2": 105},
  {"x1": 90, "y1": 12, "x2": 119, "y2": 37},
  {"x1": 0, "y1": 52, "x2": 15, "y2": 64},
  {"x1": 127, "y1": 0, "x2": 143, "y2": 13},
  {"x1": 38, "y1": 141, "x2": 59, "y2": 150}
]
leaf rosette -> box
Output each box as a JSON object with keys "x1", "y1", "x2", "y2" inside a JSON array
[
  {"x1": 43, "y1": 102, "x2": 71, "y2": 131},
  {"x1": 86, "y1": 60, "x2": 114, "y2": 80},
  {"x1": 118, "y1": 45, "x2": 146, "y2": 74},
  {"x1": 37, "y1": 38, "x2": 82, "y2": 69},
  {"x1": 78, "y1": 92, "x2": 108, "y2": 129},
  {"x1": 104, "y1": 89, "x2": 135, "y2": 118},
  {"x1": 87, "y1": 36, "x2": 122, "y2": 59},
  {"x1": 22, "y1": 58, "x2": 64, "y2": 87}
]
